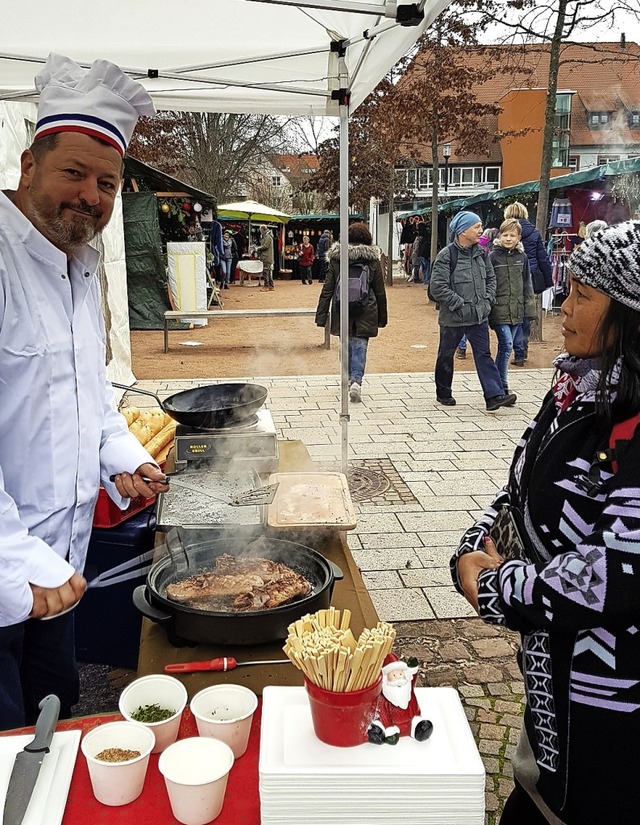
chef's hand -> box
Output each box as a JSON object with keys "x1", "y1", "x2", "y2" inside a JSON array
[
  {"x1": 457, "y1": 538, "x2": 503, "y2": 613},
  {"x1": 30, "y1": 572, "x2": 87, "y2": 619},
  {"x1": 112, "y1": 462, "x2": 170, "y2": 499}
]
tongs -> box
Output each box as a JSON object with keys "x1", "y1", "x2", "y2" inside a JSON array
[{"x1": 110, "y1": 473, "x2": 279, "y2": 507}]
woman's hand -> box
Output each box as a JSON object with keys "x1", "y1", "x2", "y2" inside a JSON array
[{"x1": 457, "y1": 538, "x2": 503, "y2": 612}]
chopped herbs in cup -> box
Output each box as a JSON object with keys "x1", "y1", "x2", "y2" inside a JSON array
[{"x1": 131, "y1": 703, "x2": 176, "y2": 723}]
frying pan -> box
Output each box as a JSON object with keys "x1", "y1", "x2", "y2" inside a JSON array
[{"x1": 112, "y1": 382, "x2": 268, "y2": 429}]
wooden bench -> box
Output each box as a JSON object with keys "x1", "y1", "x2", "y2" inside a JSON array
[{"x1": 163, "y1": 308, "x2": 331, "y2": 353}]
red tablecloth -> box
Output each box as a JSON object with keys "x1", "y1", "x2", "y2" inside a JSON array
[{"x1": 6, "y1": 706, "x2": 261, "y2": 825}]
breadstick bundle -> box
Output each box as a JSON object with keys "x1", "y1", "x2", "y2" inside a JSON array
[
  {"x1": 284, "y1": 608, "x2": 395, "y2": 693},
  {"x1": 118, "y1": 405, "x2": 176, "y2": 460}
]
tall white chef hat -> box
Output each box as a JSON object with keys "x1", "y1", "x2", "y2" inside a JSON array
[{"x1": 33, "y1": 53, "x2": 156, "y2": 157}]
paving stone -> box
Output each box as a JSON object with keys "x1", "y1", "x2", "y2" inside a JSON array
[
  {"x1": 458, "y1": 683, "x2": 485, "y2": 698},
  {"x1": 487, "y1": 682, "x2": 511, "y2": 697},
  {"x1": 358, "y1": 532, "x2": 422, "y2": 550},
  {"x1": 477, "y1": 708, "x2": 499, "y2": 724},
  {"x1": 502, "y1": 714, "x2": 522, "y2": 730},
  {"x1": 479, "y1": 739, "x2": 502, "y2": 756},
  {"x1": 479, "y1": 723, "x2": 506, "y2": 741},
  {"x1": 350, "y1": 548, "x2": 423, "y2": 572},
  {"x1": 463, "y1": 662, "x2": 505, "y2": 683},
  {"x1": 400, "y1": 567, "x2": 454, "y2": 588},
  {"x1": 483, "y1": 756, "x2": 500, "y2": 774},
  {"x1": 361, "y1": 570, "x2": 403, "y2": 589},
  {"x1": 352, "y1": 512, "x2": 404, "y2": 533},
  {"x1": 439, "y1": 640, "x2": 473, "y2": 661},
  {"x1": 464, "y1": 697, "x2": 491, "y2": 709},
  {"x1": 471, "y1": 638, "x2": 518, "y2": 659},
  {"x1": 426, "y1": 586, "x2": 477, "y2": 619},
  {"x1": 495, "y1": 700, "x2": 523, "y2": 715},
  {"x1": 398, "y1": 510, "x2": 476, "y2": 533},
  {"x1": 368, "y1": 588, "x2": 435, "y2": 622}
]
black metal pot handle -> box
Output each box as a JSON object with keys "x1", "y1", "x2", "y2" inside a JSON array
[
  {"x1": 328, "y1": 561, "x2": 344, "y2": 581},
  {"x1": 133, "y1": 585, "x2": 172, "y2": 624}
]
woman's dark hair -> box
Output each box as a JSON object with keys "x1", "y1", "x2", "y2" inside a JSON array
[
  {"x1": 348, "y1": 222, "x2": 372, "y2": 245},
  {"x1": 594, "y1": 299, "x2": 640, "y2": 421}
]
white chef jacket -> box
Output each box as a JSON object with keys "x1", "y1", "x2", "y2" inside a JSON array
[{"x1": 0, "y1": 191, "x2": 155, "y2": 626}]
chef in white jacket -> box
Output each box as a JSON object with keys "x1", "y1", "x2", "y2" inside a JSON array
[{"x1": 0, "y1": 54, "x2": 168, "y2": 729}]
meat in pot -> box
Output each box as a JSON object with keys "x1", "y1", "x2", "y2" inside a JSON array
[{"x1": 164, "y1": 553, "x2": 312, "y2": 611}]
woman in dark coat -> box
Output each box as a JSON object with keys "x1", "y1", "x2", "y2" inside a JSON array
[{"x1": 315, "y1": 222, "x2": 387, "y2": 402}]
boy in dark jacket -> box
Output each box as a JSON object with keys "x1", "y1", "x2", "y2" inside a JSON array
[
  {"x1": 315, "y1": 222, "x2": 387, "y2": 402},
  {"x1": 504, "y1": 202, "x2": 553, "y2": 364},
  {"x1": 489, "y1": 219, "x2": 536, "y2": 393}
]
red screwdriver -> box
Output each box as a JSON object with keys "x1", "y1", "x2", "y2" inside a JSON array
[{"x1": 164, "y1": 657, "x2": 290, "y2": 673}]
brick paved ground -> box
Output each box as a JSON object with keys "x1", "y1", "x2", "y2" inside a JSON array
[{"x1": 109, "y1": 368, "x2": 554, "y2": 823}]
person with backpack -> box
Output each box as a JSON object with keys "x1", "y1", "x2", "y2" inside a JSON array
[
  {"x1": 315, "y1": 222, "x2": 387, "y2": 403},
  {"x1": 451, "y1": 221, "x2": 640, "y2": 825},
  {"x1": 503, "y1": 202, "x2": 552, "y2": 365},
  {"x1": 430, "y1": 210, "x2": 517, "y2": 411}
]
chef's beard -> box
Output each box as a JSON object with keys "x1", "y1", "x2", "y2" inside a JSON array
[
  {"x1": 382, "y1": 676, "x2": 412, "y2": 710},
  {"x1": 30, "y1": 198, "x2": 102, "y2": 249}
]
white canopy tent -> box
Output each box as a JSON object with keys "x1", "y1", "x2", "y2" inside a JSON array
[{"x1": 0, "y1": 0, "x2": 450, "y2": 470}]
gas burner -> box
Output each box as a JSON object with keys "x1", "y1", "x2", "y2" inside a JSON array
[{"x1": 174, "y1": 407, "x2": 279, "y2": 474}]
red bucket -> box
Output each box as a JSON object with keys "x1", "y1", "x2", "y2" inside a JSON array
[{"x1": 304, "y1": 676, "x2": 382, "y2": 747}]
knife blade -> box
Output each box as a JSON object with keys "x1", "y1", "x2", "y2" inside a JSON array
[{"x1": 3, "y1": 694, "x2": 60, "y2": 825}]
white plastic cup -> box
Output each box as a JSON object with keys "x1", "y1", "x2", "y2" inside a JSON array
[
  {"x1": 81, "y1": 721, "x2": 155, "y2": 806},
  {"x1": 119, "y1": 674, "x2": 188, "y2": 753},
  {"x1": 190, "y1": 684, "x2": 258, "y2": 759},
  {"x1": 158, "y1": 737, "x2": 234, "y2": 825}
]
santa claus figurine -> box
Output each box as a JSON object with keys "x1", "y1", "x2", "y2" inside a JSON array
[{"x1": 367, "y1": 655, "x2": 433, "y2": 745}]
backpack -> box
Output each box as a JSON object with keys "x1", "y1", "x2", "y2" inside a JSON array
[
  {"x1": 427, "y1": 243, "x2": 488, "y2": 304},
  {"x1": 579, "y1": 411, "x2": 640, "y2": 496},
  {"x1": 334, "y1": 262, "x2": 370, "y2": 310}
]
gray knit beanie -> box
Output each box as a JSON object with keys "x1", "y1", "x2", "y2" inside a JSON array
[{"x1": 569, "y1": 220, "x2": 640, "y2": 312}]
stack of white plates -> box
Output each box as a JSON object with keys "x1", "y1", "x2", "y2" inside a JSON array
[{"x1": 259, "y1": 686, "x2": 485, "y2": 825}]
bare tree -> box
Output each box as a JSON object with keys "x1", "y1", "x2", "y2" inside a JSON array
[{"x1": 129, "y1": 111, "x2": 292, "y2": 203}]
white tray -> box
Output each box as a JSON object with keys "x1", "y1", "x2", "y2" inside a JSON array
[
  {"x1": 0, "y1": 730, "x2": 81, "y2": 825},
  {"x1": 267, "y1": 473, "x2": 357, "y2": 530},
  {"x1": 259, "y1": 686, "x2": 484, "y2": 779}
]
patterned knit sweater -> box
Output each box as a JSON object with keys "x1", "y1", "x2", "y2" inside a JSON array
[{"x1": 451, "y1": 355, "x2": 640, "y2": 823}]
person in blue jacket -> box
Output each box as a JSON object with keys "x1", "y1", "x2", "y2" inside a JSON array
[{"x1": 503, "y1": 202, "x2": 552, "y2": 365}]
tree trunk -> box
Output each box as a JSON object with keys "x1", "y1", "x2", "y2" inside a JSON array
[
  {"x1": 430, "y1": 122, "x2": 440, "y2": 264},
  {"x1": 531, "y1": 0, "x2": 567, "y2": 343}
]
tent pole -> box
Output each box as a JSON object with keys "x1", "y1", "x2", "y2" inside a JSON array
[{"x1": 338, "y1": 77, "x2": 350, "y2": 476}]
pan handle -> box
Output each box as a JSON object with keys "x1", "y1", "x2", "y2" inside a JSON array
[
  {"x1": 133, "y1": 585, "x2": 172, "y2": 625},
  {"x1": 112, "y1": 382, "x2": 166, "y2": 411}
]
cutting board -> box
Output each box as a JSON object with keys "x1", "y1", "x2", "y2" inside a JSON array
[{"x1": 267, "y1": 472, "x2": 357, "y2": 530}]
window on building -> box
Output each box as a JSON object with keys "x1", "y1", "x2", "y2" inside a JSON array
[
  {"x1": 405, "y1": 168, "x2": 417, "y2": 189},
  {"x1": 568, "y1": 156, "x2": 580, "y2": 173},
  {"x1": 485, "y1": 167, "x2": 501, "y2": 188},
  {"x1": 629, "y1": 112, "x2": 640, "y2": 128},
  {"x1": 588, "y1": 112, "x2": 611, "y2": 128},
  {"x1": 450, "y1": 167, "x2": 484, "y2": 187},
  {"x1": 552, "y1": 133, "x2": 570, "y2": 167},
  {"x1": 271, "y1": 175, "x2": 282, "y2": 187},
  {"x1": 555, "y1": 93, "x2": 572, "y2": 131},
  {"x1": 597, "y1": 154, "x2": 620, "y2": 165}
]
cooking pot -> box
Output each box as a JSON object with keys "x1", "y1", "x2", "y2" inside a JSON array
[
  {"x1": 133, "y1": 535, "x2": 343, "y2": 647},
  {"x1": 112, "y1": 381, "x2": 268, "y2": 430}
]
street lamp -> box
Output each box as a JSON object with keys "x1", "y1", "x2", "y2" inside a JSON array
[{"x1": 442, "y1": 142, "x2": 452, "y2": 193}]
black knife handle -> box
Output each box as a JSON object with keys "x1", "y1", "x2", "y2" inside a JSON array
[{"x1": 25, "y1": 694, "x2": 60, "y2": 753}]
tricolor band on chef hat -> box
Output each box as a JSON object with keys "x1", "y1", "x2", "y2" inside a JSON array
[{"x1": 33, "y1": 53, "x2": 156, "y2": 157}]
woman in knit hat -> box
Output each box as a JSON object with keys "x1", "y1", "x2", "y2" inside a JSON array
[{"x1": 451, "y1": 221, "x2": 640, "y2": 824}]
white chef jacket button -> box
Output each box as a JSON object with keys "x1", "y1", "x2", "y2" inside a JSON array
[
  {"x1": 61, "y1": 273, "x2": 66, "y2": 279},
  {"x1": 84, "y1": 272, "x2": 90, "y2": 277}
]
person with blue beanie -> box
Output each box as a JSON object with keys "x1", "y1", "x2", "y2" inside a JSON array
[{"x1": 430, "y1": 211, "x2": 517, "y2": 411}]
